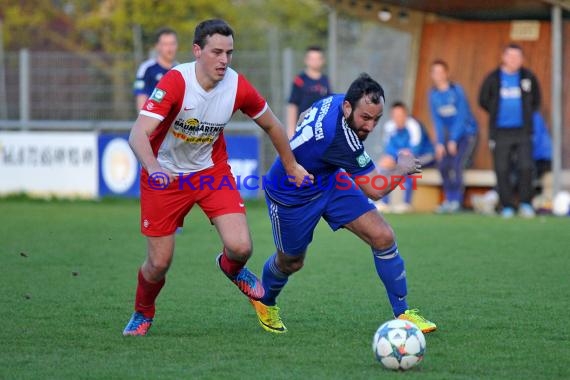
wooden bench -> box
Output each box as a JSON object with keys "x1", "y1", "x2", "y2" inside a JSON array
[
  {"x1": 409, "y1": 169, "x2": 496, "y2": 212},
  {"x1": 388, "y1": 166, "x2": 570, "y2": 212},
  {"x1": 409, "y1": 169, "x2": 570, "y2": 212}
]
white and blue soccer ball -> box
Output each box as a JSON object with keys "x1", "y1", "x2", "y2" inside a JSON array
[{"x1": 372, "y1": 319, "x2": 426, "y2": 370}]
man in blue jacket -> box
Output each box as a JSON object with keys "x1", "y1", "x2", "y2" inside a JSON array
[{"x1": 429, "y1": 60, "x2": 478, "y2": 214}]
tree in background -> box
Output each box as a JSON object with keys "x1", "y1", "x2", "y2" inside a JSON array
[
  {"x1": 0, "y1": 0, "x2": 328, "y2": 119},
  {"x1": 0, "y1": 0, "x2": 328, "y2": 55}
]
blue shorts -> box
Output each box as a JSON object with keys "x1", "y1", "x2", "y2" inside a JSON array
[{"x1": 264, "y1": 184, "x2": 376, "y2": 255}]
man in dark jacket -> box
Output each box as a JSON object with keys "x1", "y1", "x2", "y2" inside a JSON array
[{"x1": 479, "y1": 43, "x2": 541, "y2": 218}]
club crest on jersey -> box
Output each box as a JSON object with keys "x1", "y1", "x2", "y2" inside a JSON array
[
  {"x1": 521, "y1": 78, "x2": 532, "y2": 92},
  {"x1": 150, "y1": 88, "x2": 166, "y2": 102},
  {"x1": 357, "y1": 152, "x2": 371, "y2": 167}
]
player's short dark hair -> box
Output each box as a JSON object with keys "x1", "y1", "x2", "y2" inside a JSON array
[
  {"x1": 504, "y1": 43, "x2": 523, "y2": 53},
  {"x1": 306, "y1": 45, "x2": 323, "y2": 53},
  {"x1": 193, "y1": 19, "x2": 234, "y2": 48},
  {"x1": 344, "y1": 73, "x2": 385, "y2": 110},
  {"x1": 431, "y1": 59, "x2": 449, "y2": 71},
  {"x1": 154, "y1": 27, "x2": 177, "y2": 44},
  {"x1": 391, "y1": 101, "x2": 408, "y2": 110}
]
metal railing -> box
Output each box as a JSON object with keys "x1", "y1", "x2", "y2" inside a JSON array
[{"x1": 0, "y1": 22, "x2": 426, "y2": 164}]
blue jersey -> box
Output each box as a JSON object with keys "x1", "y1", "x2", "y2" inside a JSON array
[
  {"x1": 288, "y1": 72, "x2": 332, "y2": 117},
  {"x1": 429, "y1": 83, "x2": 477, "y2": 144},
  {"x1": 265, "y1": 94, "x2": 375, "y2": 206},
  {"x1": 497, "y1": 71, "x2": 524, "y2": 128},
  {"x1": 133, "y1": 59, "x2": 172, "y2": 97},
  {"x1": 383, "y1": 117, "x2": 434, "y2": 160}
]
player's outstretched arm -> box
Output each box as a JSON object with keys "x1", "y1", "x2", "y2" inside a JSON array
[
  {"x1": 358, "y1": 151, "x2": 421, "y2": 201},
  {"x1": 254, "y1": 107, "x2": 314, "y2": 187},
  {"x1": 128, "y1": 114, "x2": 176, "y2": 183}
]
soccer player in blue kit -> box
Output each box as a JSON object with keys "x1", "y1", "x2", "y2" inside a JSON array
[
  {"x1": 249, "y1": 74, "x2": 437, "y2": 334},
  {"x1": 133, "y1": 28, "x2": 178, "y2": 110}
]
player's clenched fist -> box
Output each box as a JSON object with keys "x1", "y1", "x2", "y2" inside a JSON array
[{"x1": 396, "y1": 151, "x2": 422, "y2": 175}]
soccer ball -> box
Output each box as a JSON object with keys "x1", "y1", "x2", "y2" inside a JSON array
[
  {"x1": 372, "y1": 319, "x2": 426, "y2": 370},
  {"x1": 552, "y1": 191, "x2": 570, "y2": 216}
]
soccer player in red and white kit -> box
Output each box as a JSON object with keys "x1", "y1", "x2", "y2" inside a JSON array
[{"x1": 123, "y1": 19, "x2": 312, "y2": 336}]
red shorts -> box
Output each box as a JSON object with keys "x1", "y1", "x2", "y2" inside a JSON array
[{"x1": 140, "y1": 163, "x2": 246, "y2": 237}]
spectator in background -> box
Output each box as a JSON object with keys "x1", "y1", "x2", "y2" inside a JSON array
[
  {"x1": 429, "y1": 59, "x2": 478, "y2": 214},
  {"x1": 286, "y1": 46, "x2": 332, "y2": 138},
  {"x1": 376, "y1": 101, "x2": 434, "y2": 213},
  {"x1": 471, "y1": 112, "x2": 551, "y2": 216},
  {"x1": 479, "y1": 44, "x2": 541, "y2": 218},
  {"x1": 133, "y1": 27, "x2": 178, "y2": 110}
]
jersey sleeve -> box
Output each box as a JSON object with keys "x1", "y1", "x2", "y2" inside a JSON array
[
  {"x1": 133, "y1": 63, "x2": 147, "y2": 96},
  {"x1": 139, "y1": 69, "x2": 184, "y2": 121},
  {"x1": 406, "y1": 117, "x2": 422, "y2": 154},
  {"x1": 142, "y1": 69, "x2": 156, "y2": 97},
  {"x1": 234, "y1": 74, "x2": 268, "y2": 119},
  {"x1": 384, "y1": 136, "x2": 399, "y2": 160},
  {"x1": 449, "y1": 84, "x2": 469, "y2": 142},
  {"x1": 322, "y1": 123, "x2": 375, "y2": 176},
  {"x1": 382, "y1": 120, "x2": 396, "y2": 146},
  {"x1": 429, "y1": 89, "x2": 446, "y2": 145},
  {"x1": 288, "y1": 75, "x2": 304, "y2": 106}
]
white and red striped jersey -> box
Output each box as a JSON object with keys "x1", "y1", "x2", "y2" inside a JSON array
[{"x1": 139, "y1": 62, "x2": 268, "y2": 173}]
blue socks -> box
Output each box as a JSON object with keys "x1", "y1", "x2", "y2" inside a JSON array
[
  {"x1": 372, "y1": 243, "x2": 408, "y2": 316},
  {"x1": 260, "y1": 245, "x2": 408, "y2": 316},
  {"x1": 260, "y1": 253, "x2": 289, "y2": 306}
]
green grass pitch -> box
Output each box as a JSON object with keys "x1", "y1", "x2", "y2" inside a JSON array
[{"x1": 1, "y1": 198, "x2": 569, "y2": 379}]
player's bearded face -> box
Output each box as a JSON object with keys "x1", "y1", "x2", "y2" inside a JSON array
[
  {"x1": 194, "y1": 34, "x2": 234, "y2": 84},
  {"x1": 345, "y1": 96, "x2": 383, "y2": 141}
]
